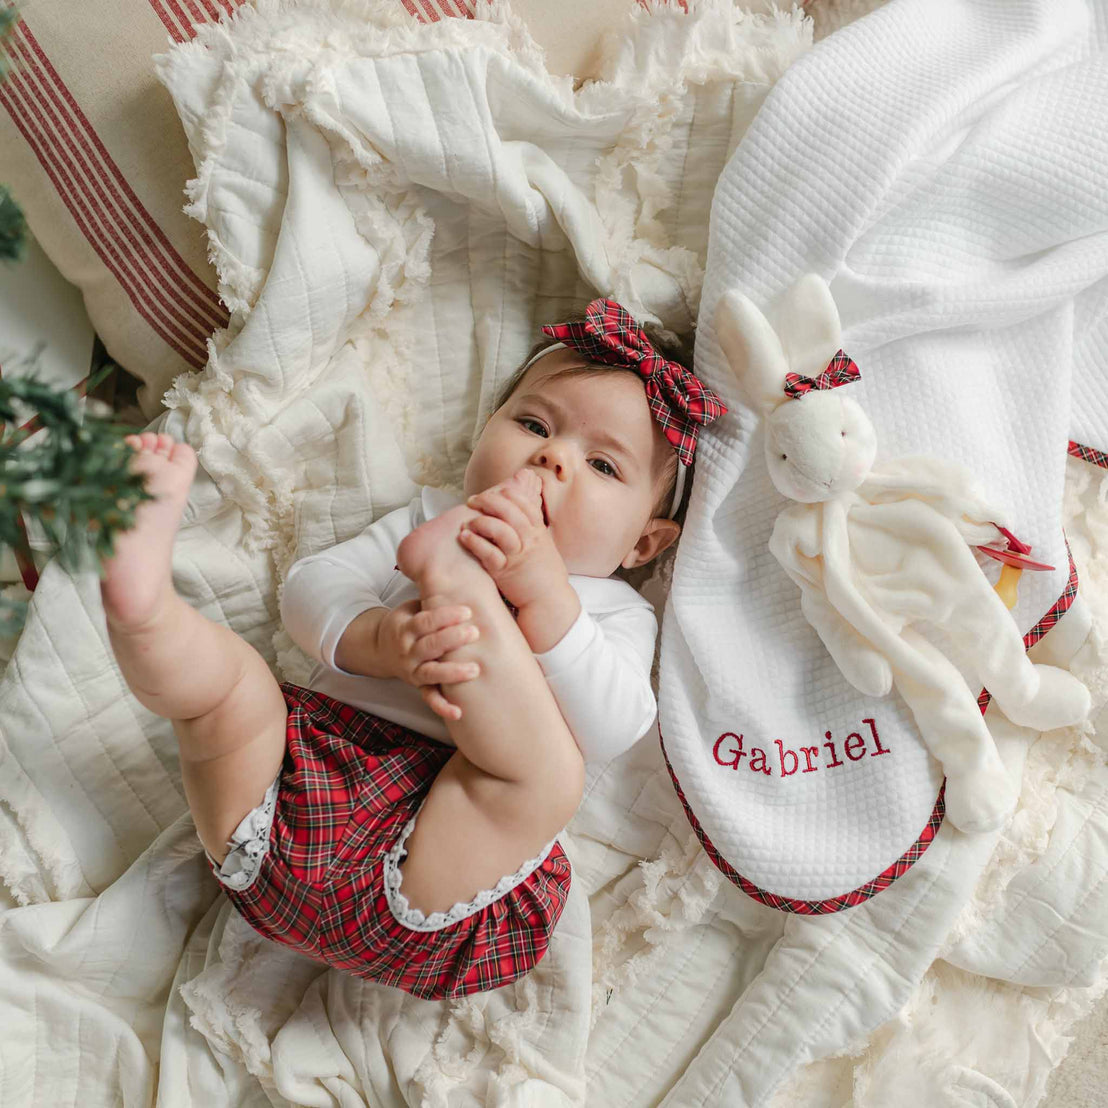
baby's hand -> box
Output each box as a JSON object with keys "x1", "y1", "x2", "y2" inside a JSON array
[
  {"x1": 459, "y1": 468, "x2": 569, "y2": 611},
  {"x1": 378, "y1": 600, "x2": 480, "y2": 721}
]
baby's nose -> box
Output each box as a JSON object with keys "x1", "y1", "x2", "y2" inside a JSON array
[{"x1": 532, "y1": 444, "x2": 568, "y2": 477}]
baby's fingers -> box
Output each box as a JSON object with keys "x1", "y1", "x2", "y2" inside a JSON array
[
  {"x1": 420, "y1": 684, "x2": 463, "y2": 721},
  {"x1": 412, "y1": 619, "x2": 480, "y2": 662},
  {"x1": 412, "y1": 604, "x2": 473, "y2": 637},
  {"x1": 414, "y1": 657, "x2": 481, "y2": 686},
  {"x1": 458, "y1": 527, "x2": 508, "y2": 572},
  {"x1": 466, "y1": 486, "x2": 533, "y2": 532}
]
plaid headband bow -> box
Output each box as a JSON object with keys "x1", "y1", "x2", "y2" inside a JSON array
[
  {"x1": 541, "y1": 298, "x2": 727, "y2": 467},
  {"x1": 783, "y1": 350, "x2": 861, "y2": 399}
]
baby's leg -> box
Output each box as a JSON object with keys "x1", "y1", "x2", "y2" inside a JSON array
[
  {"x1": 101, "y1": 434, "x2": 287, "y2": 863},
  {"x1": 394, "y1": 505, "x2": 585, "y2": 917}
]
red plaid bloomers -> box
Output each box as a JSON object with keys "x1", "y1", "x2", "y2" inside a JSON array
[{"x1": 205, "y1": 682, "x2": 572, "y2": 1000}]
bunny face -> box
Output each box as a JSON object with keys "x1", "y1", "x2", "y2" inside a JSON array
[{"x1": 764, "y1": 392, "x2": 877, "y2": 503}]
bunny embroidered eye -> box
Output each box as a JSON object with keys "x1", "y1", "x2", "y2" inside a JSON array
[{"x1": 781, "y1": 453, "x2": 788, "y2": 460}]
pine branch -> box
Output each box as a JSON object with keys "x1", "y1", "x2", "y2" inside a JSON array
[
  {"x1": 0, "y1": 5, "x2": 19, "y2": 77},
  {"x1": 0, "y1": 372, "x2": 154, "y2": 634},
  {"x1": 0, "y1": 184, "x2": 26, "y2": 264}
]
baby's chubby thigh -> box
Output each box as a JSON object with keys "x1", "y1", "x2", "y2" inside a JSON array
[{"x1": 395, "y1": 747, "x2": 578, "y2": 919}]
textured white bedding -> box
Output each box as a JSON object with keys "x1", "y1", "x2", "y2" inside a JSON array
[{"x1": 0, "y1": 2, "x2": 1106, "y2": 1106}]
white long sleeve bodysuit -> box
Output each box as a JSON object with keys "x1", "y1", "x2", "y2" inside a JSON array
[{"x1": 279, "y1": 486, "x2": 660, "y2": 764}]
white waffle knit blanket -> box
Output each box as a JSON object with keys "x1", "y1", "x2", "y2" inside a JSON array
[{"x1": 662, "y1": 0, "x2": 1108, "y2": 905}]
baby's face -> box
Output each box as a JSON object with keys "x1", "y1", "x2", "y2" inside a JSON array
[{"x1": 463, "y1": 348, "x2": 674, "y2": 577}]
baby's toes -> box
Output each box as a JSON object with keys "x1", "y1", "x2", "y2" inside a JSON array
[
  {"x1": 511, "y1": 467, "x2": 542, "y2": 499},
  {"x1": 167, "y1": 439, "x2": 196, "y2": 467}
]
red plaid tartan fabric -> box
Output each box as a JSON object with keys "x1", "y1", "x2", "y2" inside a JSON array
[
  {"x1": 211, "y1": 683, "x2": 571, "y2": 1000},
  {"x1": 1068, "y1": 440, "x2": 1108, "y2": 469},
  {"x1": 783, "y1": 350, "x2": 861, "y2": 399},
  {"x1": 541, "y1": 298, "x2": 727, "y2": 466}
]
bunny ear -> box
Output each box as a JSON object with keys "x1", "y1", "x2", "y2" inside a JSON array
[
  {"x1": 714, "y1": 289, "x2": 791, "y2": 414},
  {"x1": 777, "y1": 274, "x2": 843, "y2": 380}
]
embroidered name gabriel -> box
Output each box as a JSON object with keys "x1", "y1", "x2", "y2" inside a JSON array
[{"x1": 712, "y1": 718, "x2": 890, "y2": 777}]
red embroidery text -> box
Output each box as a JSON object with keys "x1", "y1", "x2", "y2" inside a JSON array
[{"x1": 712, "y1": 718, "x2": 890, "y2": 778}]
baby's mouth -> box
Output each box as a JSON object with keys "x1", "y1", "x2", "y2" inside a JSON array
[{"x1": 528, "y1": 468, "x2": 550, "y2": 526}]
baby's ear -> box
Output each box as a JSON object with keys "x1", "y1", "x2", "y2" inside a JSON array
[
  {"x1": 622, "y1": 517, "x2": 680, "y2": 569},
  {"x1": 777, "y1": 274, "x2": 843, "y2": 380},
  {"x1": 715, "y1": 289, "x2": 789, "y2": 414}
]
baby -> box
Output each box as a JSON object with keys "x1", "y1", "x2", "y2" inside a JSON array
[{"x1": 99, "y1": 299, "x2": 725, "y2": 1000}]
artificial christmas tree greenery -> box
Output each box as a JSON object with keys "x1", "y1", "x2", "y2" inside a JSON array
[
  {"x1": 0, "y1": 366, "x2": 154, "y2": 635},
  {"x1": 0, "y1": 182, "x2": 25, "y2": 264}
]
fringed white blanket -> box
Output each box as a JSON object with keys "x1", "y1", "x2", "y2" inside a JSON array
[{"x1": 1, "y1": 2, "x2": 1107, "y2": 1107}]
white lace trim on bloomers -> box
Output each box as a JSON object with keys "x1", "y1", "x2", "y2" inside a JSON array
[
  {"x1": 382, "y1": 803, "x2": 559, "y2": 933},
  {"x1": 205, "y1": 774, "x2": 280, "y2": 892}
]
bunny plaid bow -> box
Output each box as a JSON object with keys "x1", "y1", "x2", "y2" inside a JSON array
[
  {"x1": 541, "y1": 299, "x2": 727, "y2": 467},
  {"x1": 783, "y1": 350, "x2": 861, "y2": 399}
]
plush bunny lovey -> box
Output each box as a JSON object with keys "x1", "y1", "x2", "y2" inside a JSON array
[{"x1": 714, "y1": 274, "x2": 1091, "y2": 834}]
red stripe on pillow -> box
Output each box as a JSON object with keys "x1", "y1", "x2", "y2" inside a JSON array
[
  {"x1": 0, "y1": 84, "x2": 214, "y2": 374},
  {"x1": 6, "y1": 20, "x2": 229, "y2": 331},
  {"x1": 161, "y1": 0, "x2": 201, "y2": 42},
  {"x1": 147, "y1": 1, "x2": 242, "y2": 44},
  {"x1": 419, "y1": 0, "x2": 444, "y2": 17},
  {"x1": 173, "y1": 0, "x2": 207, "y2": 36},
  {"x1": 0, "y1": 76, "x2": 208, "y2": 365},
  {"x1": 147, "y1": 1, "x2": 190, "y2": 41},
  {"x1": 9, "y1": 39, "x2": 222, "y2": 343}
]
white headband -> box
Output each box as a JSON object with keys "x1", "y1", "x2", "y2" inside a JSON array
[{"x1": 518, "y1": 342, "x2": 687, "y2": 519}]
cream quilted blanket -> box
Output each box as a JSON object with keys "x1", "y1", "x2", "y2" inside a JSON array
[{"x1": 1, "y1": 2, "x2": 1107, "y2": 1107}]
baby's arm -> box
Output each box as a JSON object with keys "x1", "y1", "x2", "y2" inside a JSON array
[
  {"x1": 280, "y1": 504, "x2": 480, "y2": 718},
  {"x1": 280, "y1": 503, "x2": 410, "y2": 673},
  {"x1": 533, "y1": 602, "x2": 659, "y2": 764}
]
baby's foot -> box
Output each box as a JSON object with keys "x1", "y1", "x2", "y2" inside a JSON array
[
  {"x1": 100, "y1": 432, "x2": 197, "y2": 632},
  {"x1": 396, "y1": 501, "x2": 485, "y2": 593},
  {"x1": 396, "y1": 470, "x2": 543, "y2": 590}
]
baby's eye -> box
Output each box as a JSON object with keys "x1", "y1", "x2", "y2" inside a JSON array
[
  {"x1": 518, "y1": 418, "x2": 547, "y2": 437},
  {"x1": 590, "y1": 458, "x2": 617, "y2": 477}
]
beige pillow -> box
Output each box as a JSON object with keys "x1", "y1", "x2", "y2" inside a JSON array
[{"x1": 0, "y1": 0, "x2": 237, "y2": 416}]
